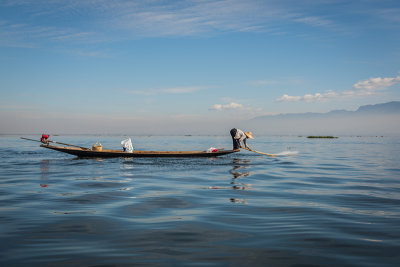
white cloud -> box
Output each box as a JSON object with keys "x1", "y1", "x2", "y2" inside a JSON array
[
  {"x1": 276, "y1": 75, "x2": 400, "y2": 102},
  {"x1": 276, "y1": 90, "x2": 338, "y2": 102},
  {"x1": 211, "y1": 102, "x2": 244, "y2": 111},
  {"x1": 276, "y1": 94, "x2": 302, "y2": 102},
  {"x1": 351, "y1": 75, "x2": 400, "y2": 90},
  {"x1": 342, "y1": 75, "x2": 400, "y2": 97}
]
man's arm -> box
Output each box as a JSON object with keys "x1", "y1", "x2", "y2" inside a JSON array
[{"x1": 243, "y1": 138, "x2": 249, "y2": 149}]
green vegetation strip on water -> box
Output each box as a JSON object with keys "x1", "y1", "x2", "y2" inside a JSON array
[{"x1": 307, "y1": 136, "x2": 338, "y2": 139}]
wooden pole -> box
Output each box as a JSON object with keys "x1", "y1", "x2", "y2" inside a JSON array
[
  {"x1": 244, "y1": 147, "x2": 275, "y2": 157},
  {"x1": 20, "y1": 137, "x2": 89, "y2": 150}
]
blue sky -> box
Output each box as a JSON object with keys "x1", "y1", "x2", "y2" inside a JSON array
[{"x1": 1, "y1": 0, "x2": 400, "y2": 134}]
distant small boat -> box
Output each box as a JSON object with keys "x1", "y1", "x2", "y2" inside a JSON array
[{"x1": 40, "y1": 144, "x2": 237, "y2": 158}]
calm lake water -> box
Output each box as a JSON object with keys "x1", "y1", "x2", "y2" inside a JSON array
[{"x1": 1, "y1": 135, "x2": 399, "y2": 266}]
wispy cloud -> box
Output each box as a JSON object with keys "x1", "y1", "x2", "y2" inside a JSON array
[
  {"x1": 294, "y1": 16, "x2": 335, "y2": 29},
  {"x1": 129, "y1": 86, "x2": 205, "y2": 96},
  {"x1": 250, "y1": 77, "x2": 306, "y2": 87},
  {"x1": 276, "y1": 75, "x2": 400, "y2": 102},
  {"x1": 0, "y1": 0, "x2": 303, "y2": 46},
  {"x1": 0, "y1": 20, "x2": 100, "y2": 48},
  {"x1": 250, "y1": 80, "x2": 280, "y2": 86},
  {"x1": 161, "y1": 87, "x2": 203, "y2": 94},
  {"x1": 1, "y1": 0, "x2": 397, "y2": 49},
  {"x1": 111, "y1": 0, "x2": 291, "y2": 37},
  {"x1": 374, "y1": 8, "x2": 400, "y2": 24},
  {"x1": 129, "y1": 90, "x2": 155, "y2": 96}
]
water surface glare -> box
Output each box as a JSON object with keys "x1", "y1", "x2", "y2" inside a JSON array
[{"x1": 1, "y1": 135, "x2": 399, "y2": 266}]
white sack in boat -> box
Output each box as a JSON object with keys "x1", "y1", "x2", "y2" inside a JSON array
[{"x1": 121, "y1": 138, "x2": 133, "y2": 153}]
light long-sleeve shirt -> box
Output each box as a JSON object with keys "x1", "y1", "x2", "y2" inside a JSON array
[{"x1": 234, "y1": 129, "x2": 248, "y2": 148}]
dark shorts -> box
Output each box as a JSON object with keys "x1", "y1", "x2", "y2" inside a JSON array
[{"x1": 230, "y1": 128, "x2": 240, "y2": 150}]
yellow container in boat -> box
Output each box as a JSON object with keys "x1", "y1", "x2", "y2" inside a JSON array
[{"x1": 92, "y1": 142, "x2": 103, "y2": 151}]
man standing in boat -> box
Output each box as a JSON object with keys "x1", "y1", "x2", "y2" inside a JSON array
[{"x1": 230, "y1": 128, "x2": 254, "y2": 151}]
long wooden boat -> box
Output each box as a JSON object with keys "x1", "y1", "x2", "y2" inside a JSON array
[{"x1": 40, "y1": 144, "x2": 237, "y2": 158}]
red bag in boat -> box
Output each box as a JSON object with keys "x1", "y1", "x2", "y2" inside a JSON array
[{"x1": 41, "y1": 134, "x2": 49, "y2": 143}]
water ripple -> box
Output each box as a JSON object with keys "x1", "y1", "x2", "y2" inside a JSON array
[{"x1": 1, "y1": 136, "x2": 399, "y2": 266}]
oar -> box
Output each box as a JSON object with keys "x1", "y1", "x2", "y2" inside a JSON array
[
  {"x1": 20, "y1": 137, "x2": 89, "y2": 150},
  {"x1": 243, "y1": 147, "x2": 275, "y2": 157}
]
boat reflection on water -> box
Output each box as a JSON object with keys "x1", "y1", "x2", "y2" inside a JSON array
[
  {"x1": 229, "y1": 158, "x2": 252, "y2": 204},
  {"x1": 230, "y1": 198, "x2": 248, "y2": 204},
  {"x1": 40, "y1": 160, "x2": 49, "y2": 188},
  {"x1": 230, "y1": 158, "x2": 252, "y2": 179},
  {"x1": 209, "y1": 158, "x2": 252, "y2": 189}
]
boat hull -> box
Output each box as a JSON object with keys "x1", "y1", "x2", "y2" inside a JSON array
[{"x1": 41, "y1": 144, "x2": 237, "y2": 158}]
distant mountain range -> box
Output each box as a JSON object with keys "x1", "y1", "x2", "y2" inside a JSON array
[
  {"x1": 253, "y1": 101, "x2": 400, "y2": 120},
  {"x1": 354, "y1": 101, "x2": 400, "y2": 114},
  {"x1": 247, "y1": 101, "x2": 400, "y2": 135}
]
